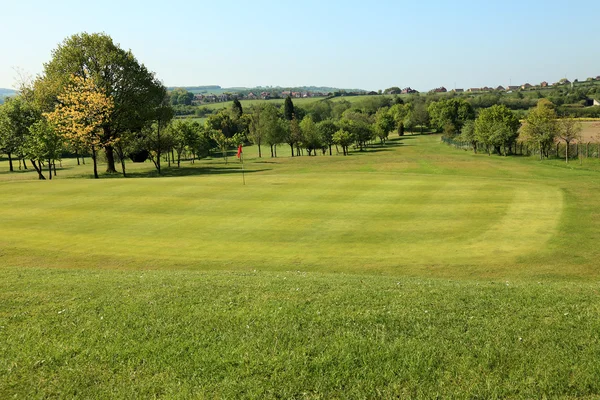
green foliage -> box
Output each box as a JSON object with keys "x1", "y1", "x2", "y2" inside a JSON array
[
  {"x1": 374, "y1": 107, "x2": 395, "y2": 143},
  {"x1": 475, "y1": 105, "x2": 521, "y2": 155},
  {"x1": 339, "y1": 110, "x2": 373, "y2": 150},
  {"x1": 428, "y1": 98, "x2": 475, "y2": 135},
  {"x1": 521, "y1": 99, "x2": 559, "y2": 159},
  {"x1": 316, "y1": 119, "x2": 337, "y2": 154},
  {"x1": 283, "y1": 96, "x2": 294, "y2": 121},
  {"x1": 299, "y1": 116, "x2": 321, "y2": 155},
  {"x1": 231, "y1": 98, "x2": 243, "y2": 119},
  {"x1": 36, "y1": 32, "x2": 169, "y2": 173},
  {"x1": 0, "y1": 96, "x2": 39, "y2": 161},
  {"x1": 169, "y1": 88, "x2": 194, "y2": 105},
  {"x1": 332, "y1": 128, "x2": 353, "y2": 155}
]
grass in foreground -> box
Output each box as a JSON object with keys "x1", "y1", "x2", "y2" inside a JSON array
[
  {"x1": 2, "y1": 135, "x2": 600, "y2": 397},
  {"x1": 2, "y1": 268, "x2": 599, "y2": 398}
]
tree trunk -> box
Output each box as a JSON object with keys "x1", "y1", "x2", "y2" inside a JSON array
[
  {"x1": 104, "y1": 144, "x2": 117, "y2": 173},
  {"x1": 92, "y1": 146, "x2": 99, "y2": 179},
  {"x1": 53, "y1": 161, "x2": 57, "y2": 176},
  {"x1": 565, "y1": 141, "x2": 569, "y2": 163},
  {"x1": 75, "y1": 149, "x2": 80, "y2": 166},
  {"x1": 30, "y1": 159, "x2": 45, "y2": 180},
  {"x1": 257, "y1": 141, "x2": 262, "y2": 158},
  {"x1": 275, "y1": 145, "x2": 278, "y2": 157},
  {"x1": 48, "y1": 159, "x2": 52, "y2": 180},
  {"x1": 270, "y1": 145, "x2": 274, "y2": 158},
  {"x1": 7, "y1": 152, "x2": 13, "y2": 172},
  {"x1": 82, "y1": 155, "x2": 85, "y2": 165},
  {"x1": 177, "y1": 151, "x2": 181, "y2": 168},
  {"x1": 120, "y1": 156, "x2": 127, "y2": 177},
  {"x1": 22, "y1": 159, "x2": 28, "y2": 169},
  {"x1": 289, "y1": 143, "x2": 294, "y2": 157},
  {"x1": 156, "y1": 124, "x2": 161, "y2": 174},
  {"x1": 329, "y1": 145, "x2": 332, "y2": 156}
]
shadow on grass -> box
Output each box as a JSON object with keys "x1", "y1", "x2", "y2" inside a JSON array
[{"x1": 96, "y1": 165, "x2": 271, "y2": 179}]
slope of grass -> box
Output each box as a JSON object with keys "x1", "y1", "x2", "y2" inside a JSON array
[{"x1": 2, "y1": 134, "x2": 600, "y2": 397}]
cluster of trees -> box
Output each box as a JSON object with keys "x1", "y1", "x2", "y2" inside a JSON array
[
  {"x1": 0, "y1": 32, "x2": 170, "y2": 179},
  {"x1": 452, "y1": 99, "x2": 582, "y2": 162}
]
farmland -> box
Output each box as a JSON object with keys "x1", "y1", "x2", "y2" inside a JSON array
[{"x1": 2, "y1": 134, "x2": 600, "y2": 397}]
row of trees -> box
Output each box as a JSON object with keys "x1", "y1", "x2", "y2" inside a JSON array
[{"x1": 452, "y1": 99, "x2": 583, "y2": 163}]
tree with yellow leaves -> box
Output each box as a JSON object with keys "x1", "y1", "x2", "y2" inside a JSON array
[{"x1": 45, "y1": 75, "x2": 113, "y2": 179}]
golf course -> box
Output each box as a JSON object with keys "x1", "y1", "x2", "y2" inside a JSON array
[{"x1": 2, "y1": 134, "x2": 600, "y2": 398}]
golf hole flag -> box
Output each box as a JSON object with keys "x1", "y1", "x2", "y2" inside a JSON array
[{"x1": 237, "y1": 145, "x2": 243, "y2": 158}]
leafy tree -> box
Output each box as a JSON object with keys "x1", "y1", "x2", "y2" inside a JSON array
[
  {"x1": 45, "y1": 75, "x2": 114, "y2": 179},
  {"x1": 169, "y1": 88, "x2": 194, "y2": 105},
  {"x1": 25, "y1": 118, "x2": 63, "y2": 180},
  {"x1": 148, "y1": 93, "x2": 174, "y2": 174},
  {"x1": 405, "y1": 102, "x2": 429, "y2": 134},
  {"x1": 427, "y1": 98, "x2": 474, "y2": 135},
  {"x1": 521, "y1": 99, "x2": 558, "y2": 159},
  {"x1": 333, "y1": 129, "x2": 354, "y2": 156},
  {"x1": 248, "y1": 105, "x2": 265, "y2": 158},
  {"x1": 232, "y1": 98, "x2": 243, "y2": 119},
  {"x1": 299, "y1": 116, "x2": 321, "y2": 155},
  {"x1": 557, "y1": 118, "x2": 582, "y2": 163},
  {"x1": 458, "y1": 120, "x2": 477, "y2": 153},
  {"x1": 287, "y1": 116, "x2": 303, "y2": 156},
  {"x1": 317, "y1": 119, "x2": 337, "y2": 155},
  {"x1": 35, "y1": 32, "x2": 168, "y2": 174},
  {"x1": 339, "y1": 110, "x2": 373, "y2": 151},
  {"x1": 474, "y1": 105, "x2": 520, "y2": 155},
  {"x1": 209, "y1": 129, "x2": 230, "y2": 164},
  {"x1": 0, "y1": 97, "x2": 39, "y2": 171},
  {"x1": 284, "y1": 96, "x2": 294, "y2": 121},
  {"x1": 259, "y1": 104, "x2": 285, "y2": 157},
  {"x1": 206, "y1": 111, "x2": 237, "y2": 138},
  {"x1": 375, "y1": 107, "x2": 395, "y2": 144},
  {"x1": 384, "y1": 87, "x2": 401, "y2": 95},
  {"x1": 309, "y1": 100, "x2": 332, "y2": 122}
]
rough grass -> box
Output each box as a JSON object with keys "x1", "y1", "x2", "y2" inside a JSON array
[{"x1": 2, "y1": 134, "x2": 600, "y2": 398}]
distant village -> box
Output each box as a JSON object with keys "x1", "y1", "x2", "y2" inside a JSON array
[{"x1": 189, "y1": 75, "x2": 600, "y2": 106}]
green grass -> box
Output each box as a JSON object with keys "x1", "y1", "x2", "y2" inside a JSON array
[{"x1": 2, "y1": 135, "x2": 600, "y2": 397}]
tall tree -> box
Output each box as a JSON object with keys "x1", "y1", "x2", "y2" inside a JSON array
[
  {"x1": 0, "y1": 97, "x2": 39, "y2": 171},
  {"x1": 35, "y1": 32, "x2": 168, "y2": 174},
  {"x1": 474, "y1": 105, "x2": 520, "y2": 155},
  {"x1": 248, "y1": 104, "x2": 265, "y2": 158},
  {"x1": 284, "y1": 96, "x2": 295, "y2": 121},
  {"x1": 316, "y1": 119, "x2": 337, "y2": 155},
  {"x1": 45, "y1": 75, "x2": 114, "y2": 179},
  {"x1": 427, "y1": 98, "x2": 474, "y2": 135},
  {"x1": 521, "y1": 99, "x2": 558, "y2": 160},
  {"x1": 25, "y1": 118, "x2": 63, "y2": 180},
  {"x1": 299, "y1": 116, "x2": 321, "y2": 155},
  {"x1": 374, "y1": 107, "x2": 395, "y2": 144},
  {"x1": 232, "y1": 98, "x2": 243, "y2": 119},
  {"x1": 557, "y1": 118, "x2": 582, "y2": 163}
]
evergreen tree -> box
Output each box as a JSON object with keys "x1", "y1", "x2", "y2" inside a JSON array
[{"x1": 284, "y1": 96, "x2": 294, "y2": 121}]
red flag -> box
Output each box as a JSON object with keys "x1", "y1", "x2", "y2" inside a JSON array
[{"x1": 237, "y1": 145, "x2": 243, "y2": 158}]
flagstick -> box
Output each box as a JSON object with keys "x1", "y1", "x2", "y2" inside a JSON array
[{"x1": 241, "y1": 151, "x2": 246, "y2": 186}]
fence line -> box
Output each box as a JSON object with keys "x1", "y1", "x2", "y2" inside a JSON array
[{"x1": 441, "y1": 137, "x2": 600, "y2": 159}]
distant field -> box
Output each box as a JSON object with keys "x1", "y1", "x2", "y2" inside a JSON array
[
  {"x1": 579, "y1": 120, "x2": 600, "y2": 141},
  {"x1": 2, "y1": 135, "x2": 600, "y2": 397}
]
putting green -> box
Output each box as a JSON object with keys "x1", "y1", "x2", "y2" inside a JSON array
[{"x1": 0, "y1": 170, "x2": 562, "y2": 277}]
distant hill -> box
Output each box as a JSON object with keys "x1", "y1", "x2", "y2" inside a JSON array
[
  {"x1": 0, "y1": 88, "x2": 17, "y2": 104},
  {"x1": 168, "y1": 85, "x2": 366, "y2": 95}
]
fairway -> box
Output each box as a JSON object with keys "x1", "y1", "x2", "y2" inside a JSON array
[
  {"x1": 2, "y1": 134, "x2": 600, "y2": 398},
  {"x1": 0, "y1": 135, "x2": 596, "y2": 278}
]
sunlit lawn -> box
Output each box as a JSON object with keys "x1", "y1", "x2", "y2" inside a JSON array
[{"x1": 2, "y1": 134, "x2": 600, "y2": 398}]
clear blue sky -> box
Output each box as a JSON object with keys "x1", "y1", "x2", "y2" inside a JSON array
[{"x1": 2, "y1": 0, "x2": 599, "y2": 91}]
